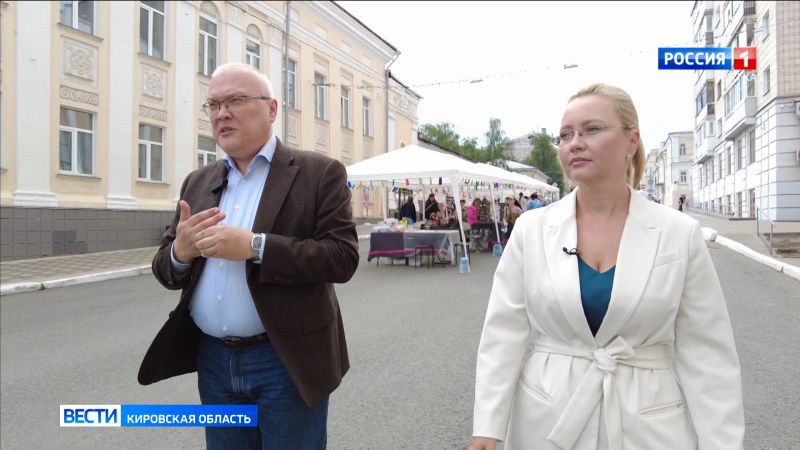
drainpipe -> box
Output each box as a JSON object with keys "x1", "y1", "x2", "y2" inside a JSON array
[
  {"x1": 282, "y1": 1, "x2": 291, "y2": 140},
  {"x1": 384, "y1": 53, "x2": 399, "y2": 153}
]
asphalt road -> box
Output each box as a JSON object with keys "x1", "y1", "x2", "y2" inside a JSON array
[{"x1": 1, "y1": 243, "x2": 798, "y2": 449}]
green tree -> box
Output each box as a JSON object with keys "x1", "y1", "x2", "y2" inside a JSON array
[
  {"x1": 481, "y1": 118, "x2": 512, "y2": 168},
  {"x1": 461, "y1": 137, "x2": 480, "y2": 161},
  {"x1": 524, "y1": 133, "x2": 566, "y2": 196},
  {"x1": 418, "y1": 122, "x2": 462, "y2": 153}
]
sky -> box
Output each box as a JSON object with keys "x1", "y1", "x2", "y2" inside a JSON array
[{"x1": 337, "y1": 1, "x2": 698, "y2": 150}]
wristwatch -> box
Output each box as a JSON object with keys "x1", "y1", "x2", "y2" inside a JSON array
[{"x1": 250, "y1": 233, "x2": 265, "y2": 262}]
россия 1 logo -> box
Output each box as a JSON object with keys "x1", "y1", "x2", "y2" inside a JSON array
[{"x1": 658, "y1": 47, "x2": 756, "y2": 71}]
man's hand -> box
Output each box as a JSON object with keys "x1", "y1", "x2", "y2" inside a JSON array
[
  {"x1": 467, "y1": 437, "x2": 497, "y2": 450},
  {"x1": 172, "y1": 200, "x2": 226, "y2": 264},
  {"x1": 195, "y1": 225, "x2": 254, "y2": 261}
]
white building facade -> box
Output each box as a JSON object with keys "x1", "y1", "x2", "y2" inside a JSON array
[{"x1": 690, "y1": 0, "x2": 800, "y2": 220}]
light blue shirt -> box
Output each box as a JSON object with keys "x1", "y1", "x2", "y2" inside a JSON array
[{"x1": 171, "y1": 135, "x2": 276, "y2": 338}]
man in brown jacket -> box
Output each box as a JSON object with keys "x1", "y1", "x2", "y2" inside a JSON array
[{"x1": 138, "y1": 63, "x2": 358, "y2": 449}]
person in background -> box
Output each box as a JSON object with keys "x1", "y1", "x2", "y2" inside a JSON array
[
  {"x1": 399, "y1": 196, "x2": 417, "y2": 223},
  {"x1": 527, "y1": 193, "x2": 543, "y2": 210},
  {"x1": 522, "y1": 196, "x2": 531, "y2": 211},
  {"x1": 424, "y1": 192, "x2": 440, "y2": 221},
  {"x1": 503, "y1": 198, "x2": 523, "y2": 240},
  {"x1": 470, "y1": 83, "x2": 743, "y2": 450}
]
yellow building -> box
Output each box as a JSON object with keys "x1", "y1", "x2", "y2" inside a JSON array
[{"x1": 0, "y1": 1, "x2": 420, "y2": 260}]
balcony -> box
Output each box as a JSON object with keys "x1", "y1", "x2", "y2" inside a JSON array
[
  {"x1": 695, "y1": 102, "x2": 715, "y2": 123},
  {"x1": 729, "y1": 0, "x2": 756, "y2": 34},
  {"x1": 744, "y1": 0, "x2": 755, "y2": 16},
  {"x1": 723, "y1": 96, "x2": 757, "y2": 140},
  {"x1": 694, "y1": 136, "x2": 716, "y2": 164}
]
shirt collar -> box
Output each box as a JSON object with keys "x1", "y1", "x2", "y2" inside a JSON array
[{"x1": 223, "y1": 134, "x2": 277, "y2": 171}]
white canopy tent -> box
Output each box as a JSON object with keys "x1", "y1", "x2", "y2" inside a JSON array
[{"x1": 345, "y1": 145, "x2": 547, "y2": 272}]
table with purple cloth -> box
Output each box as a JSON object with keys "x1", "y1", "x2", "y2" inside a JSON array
[{"x1": 368, "y1": 230, "x2": 460, "y2": 265}]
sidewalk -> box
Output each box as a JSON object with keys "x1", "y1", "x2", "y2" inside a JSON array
[
  {"x1": 1, "y1": 218, "x2": 796, "y2": 296},
  {"x1": 0, "y1": 224, "x2": 376, "y2": 296}
]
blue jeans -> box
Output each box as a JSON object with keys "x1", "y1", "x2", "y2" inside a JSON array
[{"x1": 197, "y1": 334, "x2": 329, "y2": 450}]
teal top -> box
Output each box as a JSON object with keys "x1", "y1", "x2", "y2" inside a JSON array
[{"x1": 577, "y1": 256, "x2": 615, "y2": 336}]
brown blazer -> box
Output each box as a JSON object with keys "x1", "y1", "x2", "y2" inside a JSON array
[{"x1": 138, "y1": 139, "x2": 359, "y2": 407}]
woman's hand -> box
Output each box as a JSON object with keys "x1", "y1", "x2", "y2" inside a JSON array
[{"x1": 467, "y1": 436, "x2": 497, "y2": 450}]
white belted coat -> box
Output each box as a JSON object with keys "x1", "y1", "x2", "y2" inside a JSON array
[{"x1": 473, "y1": 188, "x2": 744, "y2": 449}]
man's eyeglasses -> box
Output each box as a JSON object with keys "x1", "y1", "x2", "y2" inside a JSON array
[
  {"x1": 202, "y1": 95, "x2": 271, "y2": 116},
  {"x1": 558, "y1": 125, "x2": 630, "y2": 146}
]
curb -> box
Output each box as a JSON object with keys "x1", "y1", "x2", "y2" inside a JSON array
[
  {"x1": 702, "y1": 227, "x2": 800, "y2": 282},
  {"x1": 0, "y1": 265, "x2": 151, "y2": 297}
]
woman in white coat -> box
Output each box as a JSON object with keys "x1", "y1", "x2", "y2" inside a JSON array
[{"x1": 469, "y1": 83, "x2": 744, "y2": 450}]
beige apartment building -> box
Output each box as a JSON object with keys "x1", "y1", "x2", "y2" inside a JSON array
[
  {"x1": 0, "y1": 1, "x2": 420, "y2": 261},
  {"x1": 690, "y1": 0, "x2": 800, "y2": 220}
]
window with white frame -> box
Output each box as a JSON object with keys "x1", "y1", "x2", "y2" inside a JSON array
[
  {"x1": 340, "y1": 87, "x2": 351, "y2": 129},
  {"x1": 314, "y1": 73, "x2": 326, "y2": 119},
  {"x1": 140, "y1": 1, "x2": 165, "y2": 59},
  {"x1": 197, "y1": 135, "x2": 217, "y2": 168},
  {"x1": 198, "y1": 14, "x2": 218, "y2": 77},
  {"x1": 60, "y1": 1, "x2": 94, "y2": 34},
  {"x1": 762, "y1": 66, "x2": 770, "y2": 95},
  {"x1": 748, "y1": 130, "x2": 755, "y2": 165},
  {"x1": 245, "y1": 25, "x2": 261, "y2": 70},
  {"x1": 362, "y1": 97, "x2": 371, "y2": 136},
  {"x1": 680, "y1": 170, "x2": 687, "y2": 184},
  {"x1": 761, "y1": 12, "x2": 769, "y2": 41},
  {"x1": 679, "y1": 143, "x2": 686, "y2": 156},
  {"x1": 727, "y1": 145, "x2": 734, "y2": 175},
  {"x1": 736, "y1": 135, "x2": 745, "y2": 170},
  {"x1": 59, "y1": 107, "x2": 94, "y2": 175},
  {"x1": 285, "y1": 59, "x2": 297, "y2": 109},
  {"x1": 138, "y1": 124, "x2": 164, "y2": 182}
]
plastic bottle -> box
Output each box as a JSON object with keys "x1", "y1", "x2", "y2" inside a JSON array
[
  {"x1": 493, "y1": 242, "x2": 503, "y2": 257},
  {"x1": 459, "y1": 255, "x2": 469, "y2": 274}
]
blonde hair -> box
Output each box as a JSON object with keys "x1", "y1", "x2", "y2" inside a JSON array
[{"x1": 569, "y1": 83, "x2": 645, "y2": 188}]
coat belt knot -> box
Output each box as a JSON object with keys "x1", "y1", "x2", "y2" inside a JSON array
[{"x1": 533, "y1": 335, "x2": 669, "y2": 450}]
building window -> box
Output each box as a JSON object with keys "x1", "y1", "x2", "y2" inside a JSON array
[
  {"x1": 761, "y1": 12, "x2": 769, "y2": 41},
  {"x1": 140, "y1": 1, "x2": 165, "y2": 59},
  {"x1": 724, "y1": 75, "x2": 747, "y2": 116},
  {"x1": 679, "y1": 143, "x2": 686, "y2": 156},
  {"x1": 197, "y1": 135, "x2": 217, "y2": 168},
  {"x1": 245, "y1": 25, "x2": 262, "y2": 70},
  {"x1": 340, "y1": 87, "x2": 351, "y2": 129},
  {"x1": 314, "y1": 73, "x2": 326, "y2": 119},
  {"x1": 59, "y1": 107, "x2": 94, "y2": 175},
  {"x1": 737, "y1": 135, "x2": 746, "y2": 170},
  {"x1": 727, "y1": 145, "x2": 734, "y2": 175},
  {"x1": 285, "y1": 59, "x2": 297, "y2": 109},
  {"x1": 748, "y1": 130, "x2": 756, "y2": 165},
  {"x1": 245, "y1": 38, "x2": 261, "y2": 70},
  {"x1": 138, "y1": 124, "x2": 164, "y2": 182},
  {"x1": 680, "y1": 170, "x2": 687, "y2": 184},
  {"x1": 362, "y1": 97, "x2": 371, "y2": 136},
  {"x1": 762, "y1": 66, "x2": 770, "y2": 95},
  {"x1": 60, "y1": 1, "x2": 94, "y2": 34},
  {"x1": 198, "y1": 15, "x2": 218, "y2": 77}
]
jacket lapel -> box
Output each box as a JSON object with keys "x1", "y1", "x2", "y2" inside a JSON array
[
  {"x1": 251, "y1": 139, "x2": 299, "y2": 233},
  {"x1": 594, "y1": 189, "x2": 661, "y2": 346},
  {"x1": 543, "y1": 190, "x2": 597, "y2": 347},
  {"x1": 192, "y1": 161, "x2": 228, "y2": 212}
]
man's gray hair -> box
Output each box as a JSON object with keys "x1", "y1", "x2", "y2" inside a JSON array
[{"x1": 211, "y1": 63, "x2": 275, "y2": 99}]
